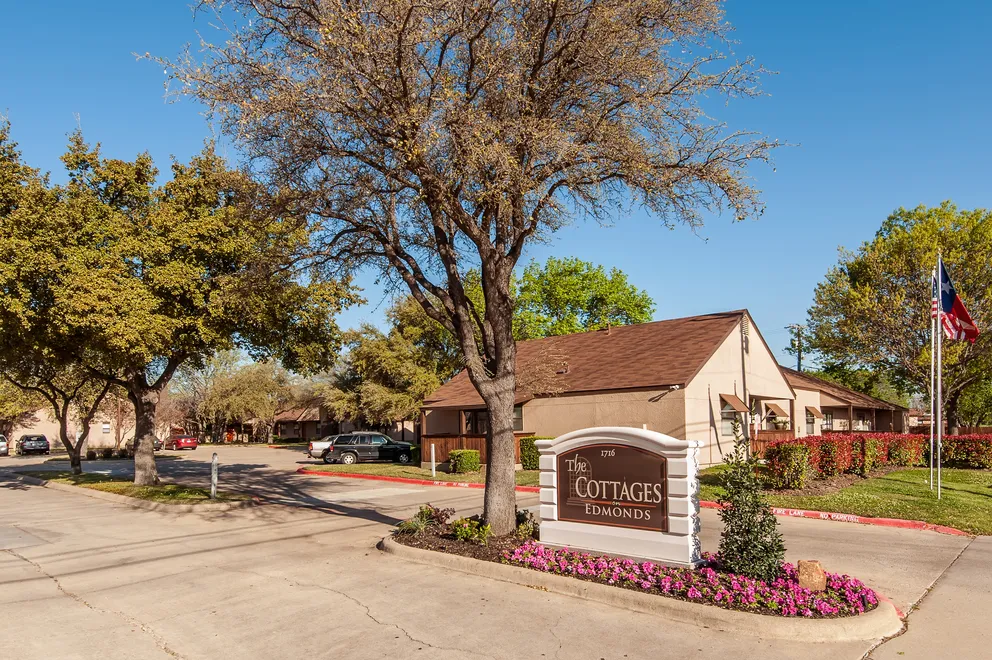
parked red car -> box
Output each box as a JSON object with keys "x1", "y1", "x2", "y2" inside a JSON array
[{"x1": 164, "y1": 435, "x2": 198, "y2": 451}]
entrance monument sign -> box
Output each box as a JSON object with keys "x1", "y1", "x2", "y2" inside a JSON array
[{"x1": 537, "y1": 427, "x2": 703, "y2": 566}]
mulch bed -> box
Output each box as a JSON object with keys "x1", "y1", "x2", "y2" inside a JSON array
[
  {"x1": 393, "y1": 526, "x2": 520, "y2": 562},
  {"x1": 770, "y1": 465, "x2": 904, "y2": 497}
]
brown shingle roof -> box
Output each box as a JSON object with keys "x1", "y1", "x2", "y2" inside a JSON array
[
  {"x1": 781, "y1": 368, "x2": 906, "y2": 411},
  {"x1": 274, "y1": 407, "x2": 321, "y2": 423},
  {"x1": 423, "y1": 311, "x2": 745, "y2": 409}
]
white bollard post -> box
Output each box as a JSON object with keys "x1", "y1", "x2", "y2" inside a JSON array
[
  {"x1": 431, "y1": 443, "x2": 436, "y2": 478},
  {"x1": 211, "y1": 452, "x2": 218, "y2": 499}
]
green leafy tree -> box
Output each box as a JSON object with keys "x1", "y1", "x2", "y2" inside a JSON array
[
  {"x1": 806, "y1": 203, "x2": 992, "y2": 428},
  {"x1": 1, "y1": 362, "x2": 111, "y2": 474},
  {"x1": 514, "y1": 257, "x2": 654, "y2": 339},
  {"x1": 958, "y1": 379, "x2": 992, "y2": 427},
  {"x1": 718, "y1": 419, "x2": 785, "y2": 582},
  {"x1": 0, "y1": 123, "x2": 355, "y2": 484},
  {"x1": 202, "y1": 362, "x2": 298, "y2": 442},
  {"x1": 169, "y1": 0, "x2": 777, "y2": 534},
  {"x1": 0, "y1": 378, "x2": 44, "y2": 439}
]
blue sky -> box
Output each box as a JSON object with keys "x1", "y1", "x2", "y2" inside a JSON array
[{"x1": 2, "y1": 1, "x2": 990, "y2": 364}]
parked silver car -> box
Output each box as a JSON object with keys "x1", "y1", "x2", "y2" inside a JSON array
[{"x1": 0, "y1": 435, "x2": 8, "y2": 456}]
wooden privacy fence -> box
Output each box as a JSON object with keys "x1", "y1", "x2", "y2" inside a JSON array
[
  {"x1": 751, "y1": 429, "x2": 795, "y2": 457},
  {"x1": 420, "y1": 433, "x2": 532, "y2": 464}
]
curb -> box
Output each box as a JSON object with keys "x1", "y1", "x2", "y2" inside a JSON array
[
  {"x1": 379, "y1": 536, "x2": 903, "y2": 642},
  {"x1": 699, "y1": 501, "x2": 970, "y2": 537},
  {"x1": 1, "y1": 472, "x2": 261, "y2": 513},
  {"x1": 297, "y1": 468, "x2": 969, "y2": 535},
  {"x1": 296, "y1": 467, "x2": 542, "y2": 493}
]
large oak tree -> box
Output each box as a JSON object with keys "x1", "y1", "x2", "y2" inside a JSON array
[
  {"x1": 805, "y1": 202, "x2": 992, "y2": 429},
  {"x1": 0, "y1": 123, "x2": 355, "y2": 483},
  {"x1": 169, "y1": 0, "x2": 776, "y2": 533}
]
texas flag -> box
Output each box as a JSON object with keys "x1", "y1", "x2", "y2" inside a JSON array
[{"x1": 938, "y1": 261, "x2": 980, "y2": 342}]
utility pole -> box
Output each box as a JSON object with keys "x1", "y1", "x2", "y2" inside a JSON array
[{"x1": 787, "y1": 324, "x2": 804, "y2": 372}]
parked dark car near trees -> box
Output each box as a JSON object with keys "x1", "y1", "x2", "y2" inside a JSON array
[
  {"x1": 318, "y1": 433, "x2": 414, "y2": 465},
  {"x1": 124, "y1": 437, "x2": 163, "y2": 456},
  {"x1": 15, "y1": 434, "x2": 50, "y2": 455}
]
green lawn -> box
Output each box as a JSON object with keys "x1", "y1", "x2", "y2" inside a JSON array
[
  {"x1": 699, "y1": 466, "x2": 992, "y2": 535},
  {"x1": 17, "y1": 471, "x2": 251, "y2": 504},
  {"x1": 301, "y1": 463, "x2": 541, "y2": 487}
]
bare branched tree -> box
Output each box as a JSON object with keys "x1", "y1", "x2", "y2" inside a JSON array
[{"x1": 166, "y1": 0, "x2": 777, "y2": 533}]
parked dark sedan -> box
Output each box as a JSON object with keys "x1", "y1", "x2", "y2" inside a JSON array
[
  {"x1": 15, "y1": 434, "x2": 50, "y2": 456},
  {"x1": 319, "y1": 433, "x2": 414, "y2": 465},
  {"x1": 124, "y1": 437, "x2": 164, "y2": 456}
]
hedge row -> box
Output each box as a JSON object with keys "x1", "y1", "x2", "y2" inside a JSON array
[
  {"x1": 518, "y1": 436, "x2": 554, "y2": 470},
  {"x1": 765, "y1": 433, "x2": 992, "y2": 489}
]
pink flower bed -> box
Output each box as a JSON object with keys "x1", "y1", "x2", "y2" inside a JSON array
[{"x1": 503, "y1": 541, "x2": 878, "y2": 618}]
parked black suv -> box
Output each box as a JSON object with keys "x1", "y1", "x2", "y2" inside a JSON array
[
  {"x1": 322, "y1": 433, "x2": 414, "y2": 465},
  {"x1": 16, "y1": 434, "x2": 50, "y2": 456}
]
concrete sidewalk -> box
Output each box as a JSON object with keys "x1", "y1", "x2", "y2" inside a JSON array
[{"x1": 871, "y1": 536, "x2": 987, "y2": 659}]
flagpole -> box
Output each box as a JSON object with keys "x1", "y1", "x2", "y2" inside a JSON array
[
  {"x1": 937, "y1": 256, "x2": 943, "y2": 500},
  {"x1": 929, "y1": 290, "x2": 935, "y2": 490}
]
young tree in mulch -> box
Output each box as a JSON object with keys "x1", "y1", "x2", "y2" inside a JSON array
[{"x1": 717, "y1": 420, "x2": 785, "y2": 582}]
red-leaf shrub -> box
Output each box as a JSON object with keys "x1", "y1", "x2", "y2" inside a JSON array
[
  {"x1": 764, "y1": 441, "x2": 813, "y2": 489},
  {"x1": 818, "y1": 435, "x2": 854, "y2": 476},
  {"x1": 888, "y1": 435, "x2": 926, "y2": 466},
  {"x1": 941, "y1": 435, "x2": 992, "y2": 469}
]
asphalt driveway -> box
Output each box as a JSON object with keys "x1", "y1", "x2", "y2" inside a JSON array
[{"x1": 0, "y1": 446, "x2": 983, "y2": 659}]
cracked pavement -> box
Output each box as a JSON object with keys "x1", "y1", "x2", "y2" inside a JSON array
[{"x1": 0, "y1": 447, "x2": 981, "y2": 659}]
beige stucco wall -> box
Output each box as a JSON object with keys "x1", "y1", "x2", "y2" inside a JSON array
[
  {"x1": 520, "y1": 388, "x2": 686, "y2": 440},
  {"x1": 791, "y1": 387, "x2": 822, "y2": 438},
  {"x1": 684, "y1": 314, "x2": 794, "y2": 465},
  {"x1": 8, "y1": 408, "x2": 134, "y2": 450},
  {"x1": 423, "y1": 408, "x2": 461, "y2": 435}
]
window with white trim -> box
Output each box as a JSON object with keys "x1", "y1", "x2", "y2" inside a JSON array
[{"x1": 721, "y1": 403, "x2": 740, "y2": 437}]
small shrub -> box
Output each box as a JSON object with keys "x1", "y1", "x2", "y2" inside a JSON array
[
  {"x1": 395, "y1": 503, "x2": 454, "y2": 535},
  {"x1": 718, "y1": 419, "x2": 785, "y2": 582},
  {"x1": 764, "y1": 441, "x2": 813, "y2": 489},
  {"x1": 100, "y1": 448, "x2": 114, "y2": 460},
  {"x1": 851, "y1": 436, "x2": 885, "y2": 477},
  {"x1": 85, "y1": 449, "x2": 97, "y2": 461},
  {"x1": 451, "y1": 517, "x2": 491, "y2": 545},
  {"x1": 941, "y1": 435, "x2": 992, "y2": 469},
  {"x1": 448, "y1": 449, "x2": 481, "y2": 473},
  {"x1": 888, "y1": 435, "x2": 925, "y2": 466},
  {"x1": 519, "y1": 436, "x2": 542, "y2": 470},
  {"x1": 818, "y1": 435, "x2": 854, "y2": 476},
  {"x1": 116, "y1": 448, "x2": 132, "y2": 459},
  {"x1": 410, "y1": 444, "x2": 421, "y2": 464},
  {"x1": 515, "y1": 507, "x2": 539, "y2": 540}
]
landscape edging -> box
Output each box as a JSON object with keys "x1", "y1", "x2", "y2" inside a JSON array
[
  {"x1": 298, "y1": 468, "x2": 969, "y2": 535},
  {"x1": 2, "y1": 471, "x2": 260, "y2": 513},
  {"x1": 379, "y1": 536, "x2": 903, "y2": 642}
]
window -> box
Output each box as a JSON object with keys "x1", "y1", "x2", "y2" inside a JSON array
[
  {"x1": 720, "y1": 403, "x2": 740, "y2": 437},
  {"x1": 466, "y1": 410, "x2": 489, "y2": 435},
  {"x1": 102, "y1": 423, "x2": 111, "y2": 434},
  {"x1": 806, "y1": 411, "x2": 815, "y2": 435},
  {"x1": 822, "y1": 412, "x2": 833, "y2": 431},
  {"x1": 335, "y1": 435, "x2": 355, "y2": 445},
  {"x1": 371, "y1": 436, "x2": 387, "y2": 445},
  {"x1": 513, "y1": 405, "x2": 523, "y2": 432}
]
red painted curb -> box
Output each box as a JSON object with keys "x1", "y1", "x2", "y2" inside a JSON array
[
  {"x1": 700, "y1": 500, "x2": 969, "y2": 537},
  {"x1": 295, "y1": 467, "x2": 541, "y2": 493},
  {"x1": 296, "y1": 468, "x2": 969, "y2": 536}
]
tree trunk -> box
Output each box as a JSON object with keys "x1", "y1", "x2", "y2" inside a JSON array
[
  {"x1": 946, "y1": 392, "x2": 961, "y2": 436},
  {"x1": 477, "y1": 373, "x2": 518, "y2": 536},
  {"x1": 130, "y1": 389, "x2": 161, "y2": 485},
  {"x1": 57, "y1": 416, "x2": 83, "y2": 476}
]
